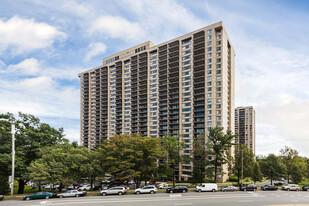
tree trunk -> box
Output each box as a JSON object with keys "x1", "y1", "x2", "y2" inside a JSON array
[
  {"x1": 214, "y1": 159, "x2": 218, "y2": 183},
  {"x1": 90, "y1": 178, "x2": 93, "y2": 190},
  {"x1": 18, "y1": 179, "x2": 25, "y2": 194},
  {"x1": 59, "y1": 182, "x2": 63, "y2": 192},
  {"x1": 237, "y1": 169, "x2": 240, "y2": 186},
  {"x1": 145, "y1": 180, "x2": 147, "y2": 186},
  {"x1": 270, "y1": 178, "x2": 273, "y2": 185},
  {"x1": 38, "y1": 180, "x2": 41, "y2": 192}
]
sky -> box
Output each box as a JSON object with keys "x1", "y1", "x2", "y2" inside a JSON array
[{"x1": 0, "y1": 0, "x2": 308, "y2": 156}]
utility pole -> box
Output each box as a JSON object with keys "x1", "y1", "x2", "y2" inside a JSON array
[
  {"x1": 11, "y1": 124, "x2": 15, "y2": 195},
  {"x1": 241, "y1": 149, "x2": 244, "y2": 184}
]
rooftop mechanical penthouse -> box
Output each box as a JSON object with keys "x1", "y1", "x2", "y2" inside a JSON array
[{"x1": 79, "y1": 21, "x2": 235, "y2": 182}]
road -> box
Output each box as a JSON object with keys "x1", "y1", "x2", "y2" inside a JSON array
[{"x1": 2, "y1": 191, "x2": 309, "y2": 206}]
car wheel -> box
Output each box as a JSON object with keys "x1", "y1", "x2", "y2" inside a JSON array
[
  {"x1": 254, "y1": 189, "x2": 256, "y2": 191},
  {"x1": 118, "y1": 192, "x2": 123, "y2": 195},
  {"x1": 198, "y1": 189, "x2": 202, "y2": 193},
  {"x1": 59, "y1": 196, "x2": 63, "y2": 198},
  {"x1": 307, "y1": 189, "x2": 309, "y2": 191},
  {"x1": 45, "y1": 196, "x2": 50, "y2": 199},
  {"x1": 244, "y1": 189, "x2": 246, "y2": 192},
  {"x1": 287, "y1": 188, "x2": 290, "y2": 191},
  {"x1": 224, "y1": 190, "x2": 226, "y2": 192},
  {"x1": 150, "y1": 191, "x2": 154, "y2": 194},
  {"x1": 212, "y1": 189, "x2": 216, "y2": 192},
  {"x1": 183, "y1": 190, "x2": 186, "y2": 193},
  {"x1": 75, "y1": 194, "x2": 80, "y2": 197},
  {"x1": 136, "y1": 191, "x2": 140, "y2": 195},
  {"x1": 296, "y1": 189, "x2": 299, "y2": 191},
  {"x1": 170, "y1": 190, "x2": 173, "y2": 193},
  {"x1": 26, "y1": 197, "x2": 30, "y2": 201},
  {"x1": 102, "y1": 193, "x2": 107, "y2": 196},
  {"x1": 234, "y1": 190, "x2": 237, "y2": 192}
]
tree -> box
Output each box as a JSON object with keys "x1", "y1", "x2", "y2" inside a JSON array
[
  {"x1": 206, "y1": 127, "x2": 237, "y2": 183},
  {"x1": 192, "y1": 134, "x2": 208, "y2": 184},
  {"x1": 0, "y1": 112, "x2": 67, "y2": 194},
  {"x1": 280, "y1": 146, "x2": 299, "y2": 183},
  {"x1": 233, "y1": 144, "x2": 255, "y2": 185},
  {"x1": 290, "y1": 164, "x2": 302, "y2": 184},
  {"x1": 160, "y1": 135, "x2": 187, "y2": 186},
  {"x1": 260, "y1": 154, "x2": 286, "y2": 185},
  {"x1": 28, "y1": 142, "x2": 90, "y2": 191},
  {"x1": 98, "y1": 134, "x2": 163, "y2": 188},
  {"x1": 252, "y1": 161, "x2": 263, "y2": 184}
]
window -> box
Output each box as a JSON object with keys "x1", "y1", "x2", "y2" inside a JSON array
[
  {"x1": 182, "y1": 38, "x2": 192, "y2": 44},
  {"x1": 182, "y1": 44, "x2": 191, "y2": 50},
  {"x1": 182, "y1": 60, "x2": 191, "y2": 66},
  {"x1": 217, "y1": 47, "x2": 221, "y2": 51},
  {"x1": 217, "y1": 81, "x2": 221, "y2": 86},
  {"x1": 216, "y1": 64, "x2": 221, "y2": 68},
  {"x1": 216, "y1": 104, "x2": 221, "y2": 108},
  {"x1": 183, "y1": 92, "x2": 191, "y2": 96},
  {"x1": 207, "y1": 87, "x2": 212, "y2": 91},
  {"x1": 182, "y1": 65, "x2": 191, "y2": 71},
  {"x1": 182, "y1": 81, "x2": 191, "y2": 86},
  {"x1": 182, "y1": 50, "x2": 191, "y2": 55},
  {"x1": 216, "y1": 87, "x2": 221, "y2": 91},
  {"x1": 207, "y1": 93, "x2": 212, "y2": 97},
  {"x1": 207, "y1": 47, "x2": 212, "y2": 52},
  {"x1": 182, "y1": 102, "x2": 191, "y2": 107},
  {"x1": 217, "y1": 110, "x2": 221, "y2": 114},
  {"x1": 182, "y1": 76, "x2": 191, "y2": 81},
  {"x1": 217, "y1": 35, "x2": 221, "y2": 39},
  {"x1": 217, "y1": 53, "x2": 221, "y2": 57},
  {"x1": 207, "y1": 121, "x2": 212, "y2": 125},
  {"x1": 207, "y1": 29, "x2": 211, "y2": 34},
  {"x1": 207, "y1": 98, "x2": 212, "y2": 103},
  {"x1": 182, "y1": 86, "x2": 191, "y2": 91},
  {"x1": 217, "y1": 41, "x2": 221, "y2": 45},
  {"x1": 216, "y1": 58, "x2": 221, "y2": 63},
  {"x1": 182, "y1": 55, "x2": 191, "y2": 60},
  {"x1": 207, "y1": 76, "x2": 212, "y2": 80},
  {"x1": 217, "y1": 76, "x2": 221, "y2": 80},
  {"x1": 207, "y1": 41, "x2": 212, "y2": 46},
  {"x1": 216, "y1": 99, "x2": 221, "y2": 103},
  {"x1": 217, "y1": 70, "x2": 221, "y2": 74},
  {"x1": 207, "y1": 59, "x2": 212, "y2": 63},
  {"x1": 207, "y1": 104, "x2": 211, "y2": 108},
  {"x1": 207, "y1": 53, "x2": 212, "y2": 57},
  {"x1": 207, "y1": 64, "x2": 212, "y2": 69},
  {"x1": 182, "y1": 71, "x2": 191, "y2": 76},
  {"x1": 207, "y1": 70, "x2": 212, "y2": 74},
  {"x1": 182, "y1": 97, "x2": 191, "y2": 102},
  {"x1": 207, "y1": 35, "x2": 212, "y2": 40},
  {"x1": 216, "y1": 116, "x2": 221, "y2": 120},
  {"x1": 207, "y1": 81, "x2": 212, "y2": 86}
]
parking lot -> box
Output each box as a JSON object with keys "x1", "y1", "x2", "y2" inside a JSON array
[{"x1": 2, "y1": 190, "x2": 309, "y2": 206}]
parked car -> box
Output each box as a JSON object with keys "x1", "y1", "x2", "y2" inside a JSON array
[
  {"x1": 282, "y1": 184, "x2": 300, "y2": 191},
  {"x1": 240, "y1": 184, "x2": 257, "y2": 191},
  {"x1": 80, "y1": 184, "x2": 91, "y2": 191},
  {"x1": 274, "y1": 181, "x2": 285, "y2": 186},
  {"x1": 166, "y1": 185, "x2": 188, "y2": 193},
  {"x1": 100, "y1": 187, "x2": 127, "y2": 196},
  {"x1": 57, "y1": 190, "x2": 84, "y2": 198},
  {"x1": 221, "y1": 186, "x2": 237, "y2": 192},
  {"x1": 302, "y1": 185, "x2": 309, "y2": 191},
  {"x1": 196, "y1": 183, "x2": 218, "y2": 192},
  {"x1": 158, "y1": 183, "x2": 169, "y2": 189},
  {"x1": 0, "y1": 194, "x2": 4, "y2": 201},
  {"x1": 261, "y1": 185, "x2": 278, "y2": 191},
  {"x1": 23, "y1": 192, "x2": 55, "y2": 200},
  {"x1": 135, "y1": 185, "x2": 157, "y2": 194}
]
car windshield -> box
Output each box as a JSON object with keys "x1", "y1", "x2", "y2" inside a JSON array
[{"x1": 66, "y1": 191, "x2": 71, "y2": 193}]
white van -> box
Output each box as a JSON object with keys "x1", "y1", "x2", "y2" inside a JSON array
[{"x1": 196, "y1": 183, "x2": 218, "y2": 192}]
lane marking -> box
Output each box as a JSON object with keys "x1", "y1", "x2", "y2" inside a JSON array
[{"x1": 170, "y1": 194, "x2": 182, "y2": 198}]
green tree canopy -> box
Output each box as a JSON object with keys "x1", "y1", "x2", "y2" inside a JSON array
[
  {"x1": 206, "y1": 127, "x2": 237, "y2": 183},
  {"x1": 0, "y1": 112, "x2": 67, "y2": 194},
  {"x1": 260, "y1": 154, "x2": 286, "y2": 185}
]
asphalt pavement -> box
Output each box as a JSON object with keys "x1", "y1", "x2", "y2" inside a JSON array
[{"x1": 1, "y1": 190, "x2": 309, "y2": 206}]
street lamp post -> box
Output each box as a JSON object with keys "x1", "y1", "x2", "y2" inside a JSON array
[{"x1": 11, "y1": 124, "x2": 15, "y2": 195}]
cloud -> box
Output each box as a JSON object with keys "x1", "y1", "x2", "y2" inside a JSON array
[
  {"x1": 19, "y1": 76, "x2": 54, "y2": 89},
  {"x1": 89, "y1": 15, "x2": 145, "y2": 41},
  {"x1": 0, "y1": 16, "x2": 66, "y2": 55},
  {"x1": 85, "y1": 42, "x2": 107, "y2": 61},
  {"x1": 7, "y1": 58, "x2": 40, "y2": 75}
]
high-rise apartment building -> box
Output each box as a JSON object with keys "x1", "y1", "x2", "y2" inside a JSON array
[
  {"x1": 235, "y1": 106, "x2": 256, "y2": 154},
  {"x1": 79, "y1": 21, "x2": 235, "y2": 182}
]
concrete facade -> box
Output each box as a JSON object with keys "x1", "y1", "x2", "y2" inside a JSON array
[
  {"x1": 235, "y1": 106, "x2": 256, "y2": 154},
  {"x1": 79, "y1": 21, "x2": 235, "y2": 182}
]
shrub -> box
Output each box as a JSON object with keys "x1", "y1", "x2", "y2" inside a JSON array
[
  {"x1": 229, "y1": 175, "x2": 238, "y2": 182},
  {"x1": 203, "y1": 178, "x2": 215, "y2": 183}
]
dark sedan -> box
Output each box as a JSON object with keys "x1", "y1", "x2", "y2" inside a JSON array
[
  {"x1": 23, "y1": 191, "x2": 55, "y2": 200},
  {"x1": 240, "y1": 184, "x2": 257, "y2": 191},
  {"x1": 261, "y1": 185, "x2": 278, "y2": 191},
  {"x1": 302, "y1": 185, "x2": 309, "y2": 191},
  {"x1": 0, "y1": 194, "x2": 3, "y2": 201},
  {"x1": 166, "y1": 185, "x2": 188, "y2": 193}
]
